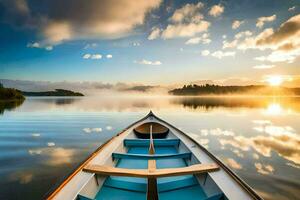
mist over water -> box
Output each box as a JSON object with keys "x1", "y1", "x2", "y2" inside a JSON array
[{"x1": 0, "y1": 96, "x2": 299, "y2": 200}]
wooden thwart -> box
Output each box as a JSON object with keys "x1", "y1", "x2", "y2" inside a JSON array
[{"x1": 83, "y1": 163, "x2": 219, "y2": 178}]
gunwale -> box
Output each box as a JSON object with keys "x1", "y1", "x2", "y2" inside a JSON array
[{"x1": 45, "y1": 111, "x2": 263, "y2": 200}]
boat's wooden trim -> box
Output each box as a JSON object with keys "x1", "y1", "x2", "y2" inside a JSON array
[
  {"x1": 45, "y1": 113, "x2": 153, "y2": 200},
  {"x1": 83, "y1": 163, "x2": 219, "y2": 178},
  {"x1": 152, "y1": 113, "x2": 264, "y2": 200}
]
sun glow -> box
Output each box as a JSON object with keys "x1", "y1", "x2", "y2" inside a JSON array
[
  {"x1": 264, "y1": 103, "x2": 283, "y2": 115},
  {"x1": 267, "y1": 75, "x2": 283, "y2": 86}
]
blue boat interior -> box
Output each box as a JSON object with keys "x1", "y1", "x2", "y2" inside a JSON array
[{"x1": 77, "y1": 137, "x2": 225, "y2": 200}]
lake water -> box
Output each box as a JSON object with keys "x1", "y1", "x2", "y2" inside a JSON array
[{"x1": 0, "y1": 96, "x2": 299, "y2": 200}]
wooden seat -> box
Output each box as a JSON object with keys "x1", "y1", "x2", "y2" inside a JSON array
[
  {"x1": 112, "y1": 152, "x2": 192, "y2": 160},
  {"x1": 83, "y1": 163, "x2": 219, "y2": 178}
]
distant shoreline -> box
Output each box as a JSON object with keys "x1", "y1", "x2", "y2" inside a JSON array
[
  {"x1": 21, "y1": 89, "x2": 84, "y2": 97},
  {"x1": 169, "y1": 84, "x2": 300, "y2": 96}
]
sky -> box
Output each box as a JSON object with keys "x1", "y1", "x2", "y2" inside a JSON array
[{"x1": 0, "y1": 0, "x2": 299, "y2": 90}]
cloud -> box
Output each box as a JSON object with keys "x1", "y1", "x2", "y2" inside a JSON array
[
  {"x1": 83, "y1": 54, "x2": 91, "y2": 59},
  {"x1": 148, "y1": 27, "x2": 161, "y2": 40},
  {"x1": 83, "y1": 127, "x2": 102, "y2": 133},
  {"x1": 106, "y1": 54, "x2": 112, "y2": 59},
  {"x1": 170, "y1": 2, "x2": 204, "y2": 23},
  {"x1": 83, "y1": 54, "x2": 102, "y2": 60},
  {"x1": 211, "y1": 51, "x2": 236, "y2": 59},
  {"x1": 232, "y1": 20, "x2": 244, "y2": 29},
  {"x1": 201, "y1": 50, "x2": 210, "y2": 56},
  {"x1": 223, "y1": 40, "x2": 238, "y2": 49},
  {"x1": 161, "y1": 21, "x2": 210, "y2": 39},
  {"x1": 27, "y1": 42, "x2": 53, "y2": 51},
  {"x1": 288, "y1": 6, "x2": 296, "y2": 12},
  {"x1": 200, "y1": 128, "x2": 235, "y2": 136},
  {"x1": 225, "y1": 158, "x2": 242, "y2": 169},
  {"x1": 253, "y1": 64, "x2": 275, "y2": 69},
  {"x1": 134, "y1": 59, "x2": 162, "y2": 65},
  {"x1": 222, "y1": 31, "x2": 252, "y2": 49},
  {"x1": 235, "y1": 31, "x2": 253, "y2": 39},
  {"x1": 208, "y1": 4, "x2": 224, "y2": 17},
  {"x1": 151, "y1": 2, "x2": 210, "y2": 39},
  {"x1": 255, "y1": 162, "x2": 274, "y2": 175},
  {"x1": 84, "y1": 43, "x2": 98, "y2": 49},
  {"x1": 220, "y1": 122, "x2": 300, "y2": 164},
  {"x1": 133, "y1": 42, "x2": 140, "y2": 46},
  {"x1": 237, "y1": 14, "x2": 300, "y2": 63},
  {"x1": 256, "y1": 15, "x2": 276, "y2": 28},
  {"x1": 185, "y1": 33, "x2": 211, "y2": 45},
  {"x1": 47, "y1": 142, "x2": 55, "y2": 147},
  {"x1": 1, "y1": 0, "x2": 162, "y2": 44},
  {"x1": 9, "y1": 172, "x2": 33, "y2": 184},
  {"x1": 83, "y1": 128, "x2": 92, "y2": 133}
]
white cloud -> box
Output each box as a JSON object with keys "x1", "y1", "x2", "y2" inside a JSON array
[
  {"x1": 253, "y1": 64, "x2": 275, "y2": 69},
  {"x1": 223, "y1": 40, "x2": 238, "y2": 49},
  {"x1": 47, "y1": 142, "x2": 55, "y2": 147},
  {"x1": 220, "y1": 123, "x2": 300, "y2": 164},
  {"x1": 161, "y1": 21, "x2": 210, "y2": 39},
  {"x1": 27, "y1": 42, "x2": 53, "y2": 51},
  {"x1": 232, "y1": 20, "x2": 244, "y2": 29},
  {"x1": 83, "y1": 127, "x2": 102, "y2": 133},
  {"x1": 254, "y1": 50, "x2": 300, "y2": 63},
  {"x1": 135, "y1": 59, "x2": 162, "y2": 65},
  {"x1": 106, "y1": 54, "x2": 112, "y2": 59},
  {"x1": 223, "y1": 31, "x2": 253, "y2": 49},
  {"x1": 288, "y1": 6, "x2": 296, "y2": 12},
  {"x1": 84, "y1": 43, "x2": 98, "y2": 49},
  {"x1": 185, "y1": 33, "x2": 211, "y2": 45},
  {"x1": 256, "y1": 15, "x2": 276, "y2": 28},
  {"x1": 237, "y1": 14, "x2": 300, "y2": 63},
  {"x1": 148, "y1": 27, "x2": 161, "y2": 40},
  {"x1": 255, "y1": 163, "x2": 274, "y2": 175},
  {"x1": 157, "y1": 2, "x2": 210, "y2": 39},
  {"x1": 170, "y1": 2, "x2": 204, "y2": 23},
  {"x1": 235, "y1": 31, "x2": 253, "y2": 39},
  {"x1": 92, "y1": 128, "x2": 102, "y2": 132},
  {"x1": 83, "y1": 54, "x2": 102, "y2": 60},
  {"x1": 83, "y1": 128, "x2": 92, "y2": 133},
  {"x1": 208, "y1": 4, "x2": 224, "y2": 17},
  {"x1": 201, "y1": 50, "x2": 210, "y2": 56},
  {"x1": 91, "y1": 54, "x2": 102, "y2": 59},
  {"x1": 200, "y1": 128, "x2": 235, "y2": 136},
  {"x1": 83, "y1": 54, "x2": 91, "y2": 59},
  {"x1": 225, "y1": 158, "x2": 242, "y2": 169},
  {"x1": 211, "y1": 51, "x2": 236, "y2": 59}
]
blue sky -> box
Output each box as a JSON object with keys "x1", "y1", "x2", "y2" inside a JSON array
[{"x1": 0, "y1": 0, "x2": 299, "y2": 87}]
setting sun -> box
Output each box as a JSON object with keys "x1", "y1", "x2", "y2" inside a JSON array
[{"x1": 267, "y1": 76, "x2": 283, "y2": 86}]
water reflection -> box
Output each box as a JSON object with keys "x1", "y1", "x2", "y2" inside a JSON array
[
  {"x1": 0, "y1": 96, "x2": 299, "y2": 200},
  {"x1": 172, "y1": 96, "x2": 300, "y2": 113},
  {"x1": 0, "y1": 100, "x2": 24, "y2": 114}
]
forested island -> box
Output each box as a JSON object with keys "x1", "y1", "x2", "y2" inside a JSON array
[
  {"x1": 0, "y1": 83, "x2": 25, "y2": 101},
  {"x1": 21, "y1": 89, "x2": 84, "y2": 96},
  {"x1": 169, "y1": 84, "x2": 300, "y2": 96}
]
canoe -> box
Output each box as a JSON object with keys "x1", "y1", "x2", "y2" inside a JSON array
[{"x1": 46, "y1": 111, "x2": 262, "y2": 200}]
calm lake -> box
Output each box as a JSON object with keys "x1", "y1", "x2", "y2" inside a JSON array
[{"x1": 0, "y1": 96, "x2": 299, "y2": 200}]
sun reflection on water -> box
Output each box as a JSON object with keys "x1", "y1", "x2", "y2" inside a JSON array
[{"x1": 264, "y1": 103, "x2": 283, "y2": 115}]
